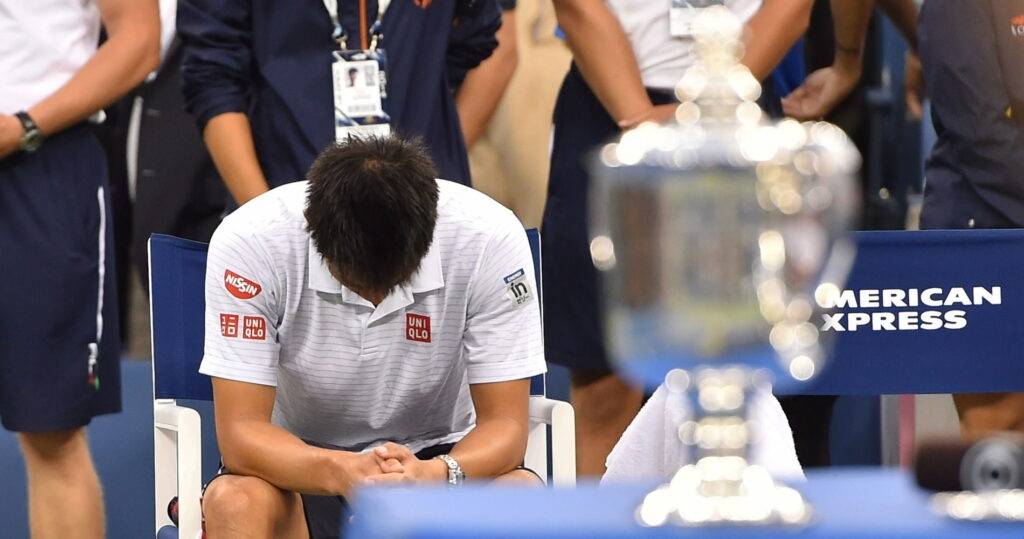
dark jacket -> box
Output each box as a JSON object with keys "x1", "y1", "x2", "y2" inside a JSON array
[
  {"x1": 177, "y1": 0, "x2": 501, "y2": 187},
  {"x1": 919, "y1": 0, "x2": 1024, "y2": 229}
]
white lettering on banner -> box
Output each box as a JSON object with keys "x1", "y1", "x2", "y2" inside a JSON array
[
  {"x1": 819, "y1": 286, "x2": 998, "y2": 332},
  {"x1": 823, "y1": 286, "x2": 1001, "y2": 309}
]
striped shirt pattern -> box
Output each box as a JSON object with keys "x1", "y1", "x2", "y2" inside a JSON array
[{"x1": 200, "y1": 180, "x2": 546, "y2": 453}]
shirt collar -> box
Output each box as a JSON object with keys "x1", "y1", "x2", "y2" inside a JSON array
[{"x1": 307, "y1": 237, "x2": 444, "y2": 298}]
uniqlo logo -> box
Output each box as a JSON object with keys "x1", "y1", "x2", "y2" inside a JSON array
[
  {"x1": 406, "y1": 313, "x2": 431, "y2": 342},
  {"x1": 242, "y1": 316, "x2": 267, "y2": 340},
  {"x1": 220, "y1": 314, "x2": 239, "y2": 337}
]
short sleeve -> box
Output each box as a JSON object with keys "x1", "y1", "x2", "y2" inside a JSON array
[
  {"x1": 462, "y1": 223, "x2": 546, "y2": 384},
  {"x1": 200, "y1": 224, "x2": 282, "y2": 386}
]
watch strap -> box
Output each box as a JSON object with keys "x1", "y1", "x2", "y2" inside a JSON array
[
  {"x1": 434, "y1": 454, "x2": 465, "y2": 487},
  {"x1": 15, "y1": 110, "x2": 44, "y2": 152}
]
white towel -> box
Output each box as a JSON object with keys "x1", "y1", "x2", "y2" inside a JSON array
[{"x1": 602, "y1": 376, "x2": 804, "y2": 484}]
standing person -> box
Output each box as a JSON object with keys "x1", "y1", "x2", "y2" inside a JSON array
[
  {"x1": 917, "y1": 0, "x2": 1024, "y2": 437},
  {"x1": 177, "y1": 0, "x2": 503, "y2": 207},
  {"x1": 0, "y1": 0, "x2": 160, "y2": 537},
  {"x1": 199, "y1": 136, "x2": 545, "y2": 538},
  {"x1": 543, "y1": 0, "x2": 813, "y2": 476},
  {"x1": 129, "y1": 0, "x2": 229, "y2": 293}
]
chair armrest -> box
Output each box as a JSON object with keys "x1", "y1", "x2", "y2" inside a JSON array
[
  {"x1": 154, "y1": 401, "x2": 204, "y2": 539},
  {"x1": 526, "y1": 396, "x2": 577, "y2": 487}
]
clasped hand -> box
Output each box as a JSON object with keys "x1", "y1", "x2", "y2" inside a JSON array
[{"x1": 351, "y1": 442, "x2": 443, "y2": 489}]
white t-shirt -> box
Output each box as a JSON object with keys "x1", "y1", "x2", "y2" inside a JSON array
[
  {"x1": 200, "y1": 180, "x2": 546, "y2": 453},
  {"x1": 606, "y1": 0, "x2": 761, "y2": 91},
  {"x1": 0, "y1": 0, "x2": 101, "y2": 112}
]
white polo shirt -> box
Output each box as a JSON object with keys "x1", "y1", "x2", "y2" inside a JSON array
[
  {"x1": 0, "y1": 0, "x2": 101, "y2": 112},
  {"x1": 606, "y1": 0, "x2": 760, "y2": 91},
  {"x1": 200, "y1": 180, "x2": 546, "y2": 453}
]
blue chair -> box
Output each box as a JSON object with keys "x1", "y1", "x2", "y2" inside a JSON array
[
  {"x1": 148, "y1": 229, "x2": 575, "y2": 538},
  {"x1": 150, "y1": 235, "x2": 211, "y2": 539}
]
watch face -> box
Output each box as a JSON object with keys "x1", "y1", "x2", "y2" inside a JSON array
[
  {"x1": 15, "y1": 112, "x2": 44, "y2": 152},
  {"x1": 437, "y1": 454, "x2": 464, "y2": 486},
  {"x1": 21, "y1": 131, "x2": 43, "y2": 152}
]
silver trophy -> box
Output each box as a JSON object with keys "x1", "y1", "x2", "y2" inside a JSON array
[{"x1": 588, "y1": 7, "x2": 859, "y2": 526}]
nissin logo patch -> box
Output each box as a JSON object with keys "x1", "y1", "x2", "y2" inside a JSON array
[{"x1": 224, "y1": 270, "x2": 262, "y2": 299}]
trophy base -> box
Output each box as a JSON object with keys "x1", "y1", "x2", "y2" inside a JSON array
[
  {"x1": 636, "y1": 459, "x2": 812, "y2": 527},
  {"x1": 634, "y1": 367, "x2": 813, "y2": 528},
  {"x1": 931, "y1": 490, "x2": 1024, "y2": 522}
]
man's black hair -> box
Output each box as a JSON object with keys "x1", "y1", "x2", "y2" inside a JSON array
[{"x1": 305, "y1": 136, "x2": 439, "y2": 296}]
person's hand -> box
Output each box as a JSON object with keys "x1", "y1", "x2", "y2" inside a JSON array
[
  {"x1": 0, "y1": 114, "x2": 23, "y2": 160},
  {"x1": 781, "y1": 63, "x2": 861, "y2": 121},
  {"x1": 363, "y1": 442, "x2": 446, "y2": 486},
  {"x1": 617, "y1": 103, "x2": 679, "y2": 130},
  {"x1": 334, "y1": 449, "x2": 404, "y2": 497},
  {"x1": 781, "y1": 65, "x2": 861, "y2": 121},
  {"x1": 903, "y1": 50, "x2": 926, "y2": 121}
]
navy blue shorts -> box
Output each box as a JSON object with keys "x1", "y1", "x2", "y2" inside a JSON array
[
  {"x1": 541, "y1": 65, "x2": 677, "y2": 373},
  {"x1": 0, "y1": 124, "x2": 122, "y2": 432}
]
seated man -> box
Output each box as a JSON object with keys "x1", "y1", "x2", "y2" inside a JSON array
[{"x1": 199, "y1": 135, "x2": 545, "y2": 538}]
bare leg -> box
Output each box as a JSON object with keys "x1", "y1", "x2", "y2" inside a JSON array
[
  {"x1": 202, "y1": 475, "x2": 309, "y2": 539},
  {"x1": 570, "y1": 370, "x2": 644, "y2": 477},
  {"x1": 953, "y1": 392, "x2": 1024, "y2": 438},
  {"x1": 18, "y1": 428, "x2": 104, "y2": 539}
]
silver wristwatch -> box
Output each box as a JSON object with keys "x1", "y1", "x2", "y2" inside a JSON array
[{"x1": 435, "y1": 454, "x2": 465, "y2": 487}]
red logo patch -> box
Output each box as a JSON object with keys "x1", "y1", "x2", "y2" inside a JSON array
[
  {"x1": 1013, "y1": 14, "x2": 1024, "y2": 38},
  {"x1": 413, "y1": 0, "x2": 432, "y2": 8},
  {"x1": 220, "y1": 314, "x2": 239, "y2": 338},
  {"x1": 406, "y1": 313, "x2": 431, "y2": 342},
  {"x1": 224, "y1": 269, "x2": 262, "y2": 299},
  {"x1": 242, "y1": 316, "x2": 267, "y2": 340}
]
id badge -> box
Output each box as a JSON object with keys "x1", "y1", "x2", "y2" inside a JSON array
[
  {"x1": 332, "y1": 49, "x2": 391, "y2": 140},
  {"x1": 669, "y1": 0, "x2": 725, "y2": 38}
]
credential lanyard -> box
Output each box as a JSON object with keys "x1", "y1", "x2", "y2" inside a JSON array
[{"x1": 323, "y1": 0, "x2": 392, "y2": 50}]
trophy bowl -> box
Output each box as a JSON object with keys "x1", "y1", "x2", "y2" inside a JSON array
[{"x1": 589, "y1": 119, "x2": 859, "y2": 392}]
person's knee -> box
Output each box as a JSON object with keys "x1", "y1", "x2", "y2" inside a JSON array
[
  {"x1": 18, "y1": 428, "x2": 89, "y2": 462},
  {"x1": 570, "y1": 371, "x2": 642, "y2": 421},
  {"x1": 954, "y1": 392, "x2": 1024, "y2": 437},
  {"x1": 491, "y1": 468, "x2": 545, "y2": 486},
  {"x1": 202, "y1": 475, "x2": 284, "y2": 522}
]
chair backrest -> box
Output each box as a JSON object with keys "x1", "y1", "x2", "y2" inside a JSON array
[
  {"x1": 149, "y1": 234, "x2": 213, "y2": 401},
  {"x1": 149, "y1": 230, "x2": 550, "y2": 400},
  {"x1": 525, "y1": 228, "x2": 546, "y2": 396}
]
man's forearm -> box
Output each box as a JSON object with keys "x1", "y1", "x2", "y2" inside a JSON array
[
  {"x1": 741, "y1": 0, "x2": 813, "y2": 80},
  {"x1": 217, "y1": 419, "x2": 364, "y2": 497},
  {"x1": 447, "y1": 416, "x2": 529, "y2": 479},
  {"x1": 28, "y1": 0, "x2": 160, "y2": 136},
  {"x1": 456, "y1": 10, "x2": 518, "y2": 149},
  {"x1": 552, "y1": 0, "x2": 652, "y2": 125},
  {"x1": 877, "y1": 0, "x2": 919, "y2": 52},
  {"x1": 202, "y1": 113, "x2": 271, "y2": 206}
]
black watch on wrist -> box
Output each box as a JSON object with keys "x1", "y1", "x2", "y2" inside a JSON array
[{"x1": 15, "y1": 111, "x2": 44, "y2": 152}]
